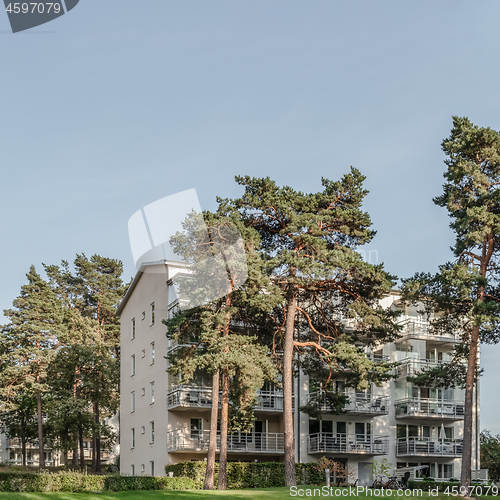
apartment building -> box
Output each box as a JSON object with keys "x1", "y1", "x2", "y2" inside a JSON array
[
  {"x1": 118, "y1": 260, "x2": 481, "y2": 482},
  {"x1": 0, "y1": 414, "x2": 119, "y2": 467}
]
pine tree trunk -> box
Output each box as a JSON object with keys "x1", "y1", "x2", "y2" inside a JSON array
[
  {"x1": 93, "y1": 401, "x2": 101, "y2": 473},
  {"x1": 217, "y1": 370, "x2": 229, "y2": 490},
  {"x1": 21, "y1": 422, "x2": 26, "y2": 467},
  {"x1": 36, "y1": 390, "x2": 45, "y2": 469},
  {"x1": 284, "y1": 293, "x2": 297, "y2": 486},
  {"x1": 460, "y1": 241, "x2": 489, "y2": 493},
  {"x1": 204, "y1": 369, "x2": 220, "y2": 490},
  {"x1": 79, "y1": 425, "x2": 85, "y2": 472},
  {"x1": 72, "y1": 441, "x2": 78, "y2": 467},
  {"x1": 460, "y1": 324, "x2": 479, "y2": 492}
]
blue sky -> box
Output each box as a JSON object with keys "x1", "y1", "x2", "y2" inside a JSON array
[{"x1": 1, "y1": 0, "x2": 500, "y2": 432}]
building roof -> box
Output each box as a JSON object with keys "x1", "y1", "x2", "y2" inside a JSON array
[{"x1": 115, "y1": 259, "x2": 186, "y2": 316}]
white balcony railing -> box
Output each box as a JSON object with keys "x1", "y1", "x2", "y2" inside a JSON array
[
  {"x1": 308, "y1": 433, "x2": 389, "y2": 455},
  {"x1": 167, "y1": 430, "x2": 284, "y2": 454},
  {"x1": 307, "y1": 392, "x2": 389, "y2": 415},
  {"x1": 396, "y1": 437, "x2": 463, "y2": 457},
  {"x1": 396, "y1": 358, "x2": 448, "y2": 378},
  {"x1": 397, "y1": 318, "x2": 461, "y2": 342},
  {"x1": 395, "y1": 397, "x2": 464, "y2": 419},
  {"x1": 167, "y1": 386, "x2": 293, "y2": 412}
]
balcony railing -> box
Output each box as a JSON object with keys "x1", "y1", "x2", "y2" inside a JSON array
[
  {"x1": 167, "y1": 386, "x2": 293, "y2": 412},
  {"x1": 308, "y1": 433, "x2": 389, "y2": 455},
  {"x1": 396, "y1": 437, "x2": 463, "y2": 457},
  {"x1": 7, "y1": 439, "x2": 52, "y2": 450},
  {"x1": 307, "y1": 392, "x2": 389, "y2": 416},
  {"x1": 167, "y1": 386, "x2": 213, "y2": 409},
  {"x1": 396, "y1": 358, "x2": 448, "y2": 378},
  {"x1": 167, "y1": 430, "x2": 285, "y2": 454},
  {"x1": 397, "y1": 319, "x2": 460, "y2": 343},
  {"x1": 395, "y1": 398, "x2": 464, "y2": 419}
]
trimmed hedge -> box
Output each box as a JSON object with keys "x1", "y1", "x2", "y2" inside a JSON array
[
  {"x1": 164, "y1": 461, "x2": 323, "y2": 489},
  {"x1": 0, "y1": 471, "x2": 197, "y2": 493}
]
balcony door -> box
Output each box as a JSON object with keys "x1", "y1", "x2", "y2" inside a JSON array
[
  {"x1": 255, "y1": 421, "x2": 263, "y2": 450},
  {"x1": 355, "y1": 422, "x2": 371, "y2": 442},
  {"x1": 191, "y1": 418, "x2": 202, "y2": 442}
]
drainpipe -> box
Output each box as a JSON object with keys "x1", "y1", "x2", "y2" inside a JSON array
[
  {"x1": 297, "y1": 369, "x2": 301, "y2": 463},
  {"x1": 475, "y1": 377, "x2": 479, "y2": 469}
]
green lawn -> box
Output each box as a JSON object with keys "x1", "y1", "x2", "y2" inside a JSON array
[{"x1": 0, "y1": 487, "x2": 496, "y2": 500}]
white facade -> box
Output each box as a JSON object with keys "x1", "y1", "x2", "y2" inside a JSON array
[{"x1": 118, "y1": 261, "x2": 480, "y2": 481}]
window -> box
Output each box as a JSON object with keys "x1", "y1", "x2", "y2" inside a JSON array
[
  {"x1": 141, "y1": 387, "x2": 145, "y2": 397},
  {"x1": 190, "y1": 418, "x2": 202, "y2": 438},
  {"x1": 131, "y1": 318, "x2": 135, "y2": 340},
  {"x1": 141, "y1": 349, "x2": 145, "y2": 358},
  {"x1": 141, "y1": 311, "x2": 145, "y2": 320},
  {"x1": 141, "y1": 464, "x2": 145, "y2": 473},
  {"x1": 150, "y1": 302, "x2": 155, "y2": 325},
  {"x1": 150, "y1": 421, "x2": 155, "y2": 443},
  {"x1": 336, "y1": 422, "x2": 347, "y2": 436},
  {"x1": 141, "y1": 426, "x2": 145, "y2": 434},
  {"x1": 131, "y1": 392, "x2": 135, "y2": 412},
  {"x1": 131, "y1": 355, "x2": 135, "y2": 376},
  {"x1": 438, "y1": 463, "x2": 453, "y2": 479},
  {"x1": 131, "y1": 464, "x2": 135, "y2": 476},
  {"x1": 355, "y1": 422, "x2": 371, "y2": 438},
  {"x1": 150, "y1": 381, "x2": 155, "y2": 404},
  {"x1": 150, "y1": 342, "x2": 155, "y2": 365},
  {"x1": 131, "y1": 428, "x2": 135, "y2": 449},
  {"x1": 150, "y1": 460, "x2": 155, "y2": 476}
]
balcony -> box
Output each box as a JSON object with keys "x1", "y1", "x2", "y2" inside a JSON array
[
  {"x1": 396, "y1": 437, "x2": 463, "y2": 457},
  {"x1": 167, "y1": 386, "x2": 292, "y2": 413},
  {"x1": 396, "y1": 358, "x2": 447, "y2": 378},
  {"x1": 396, "y1": 319, "x2": 460, "y2": 344},
  {"x1": 308, "y1": 433, "x2": 389, "y2": 455},
  {"x1": 7, "y1": 439, "x2": 52, "y2": 450},
  {"x1": 307, "y1": 392, "x2": 389, "y2": 416},
  {"x1": 167, "y1": 386, "x2": 213, "y2": 410},
  {"x1": 167, "y1": 430, "x2": 284, "y2": 454},
  {"x1": 395, "y1": 398, "x2": 464, "y2": 420}
]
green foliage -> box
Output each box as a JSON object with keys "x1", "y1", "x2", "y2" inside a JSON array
[
  {"x1": 481, "y1": 430, "x2": 500, "y2": 482},
  {"x1": 299, "y1": 391, "x2": 349, "y2": 420},
  {"x1": 165, "y1": 208, "x2": 278, "y2": 433},
  {"x1": 366, "y1": 458, "x2": 392, "y2": 481},
  {"x1": 0, "y1": 471, "x2": 197, "y2": 492},
  {"x1": 402, "y1": 117, "x2": 500, "y2": 487},
  {"x1": 0, "y1": 255, "x2": 126, "y2": 471},
  {"x1": 164, "y1": 461, "x2": 323, "y2": 488},
  {"x1": 232, "y1": 171, "x2": 401, "y2": 411}
]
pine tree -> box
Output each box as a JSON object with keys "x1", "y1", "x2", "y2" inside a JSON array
[
  {"x1": 0, "y1": 392, "x2": 38, "y2": 466},
  {"x1": 402, "y1": 117, "x2": 500, "y2": 492},
  {"x1": 166, "y1": 208, "x2": 277, "y2": 490},
  {"x1": 0, "y1": 266, "x2": 65, "y2": 469},
  {"x1": 46, "y1": 255, "x2": 125, "y2": 472},
  {"x1": 233, "y1": 170, "x2": 399, "y2": 486}
]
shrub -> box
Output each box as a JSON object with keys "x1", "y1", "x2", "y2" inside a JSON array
[
  {"x1": 0, "y1": 471, "x2": 196, "y2": 493},
  {"x1": 164, "y1": 461, "x2": 324, "y2": 488}
]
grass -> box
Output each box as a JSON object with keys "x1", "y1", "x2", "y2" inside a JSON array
[{"x1": 0, "y1": 487, "x2": 497, "y2": 500}]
